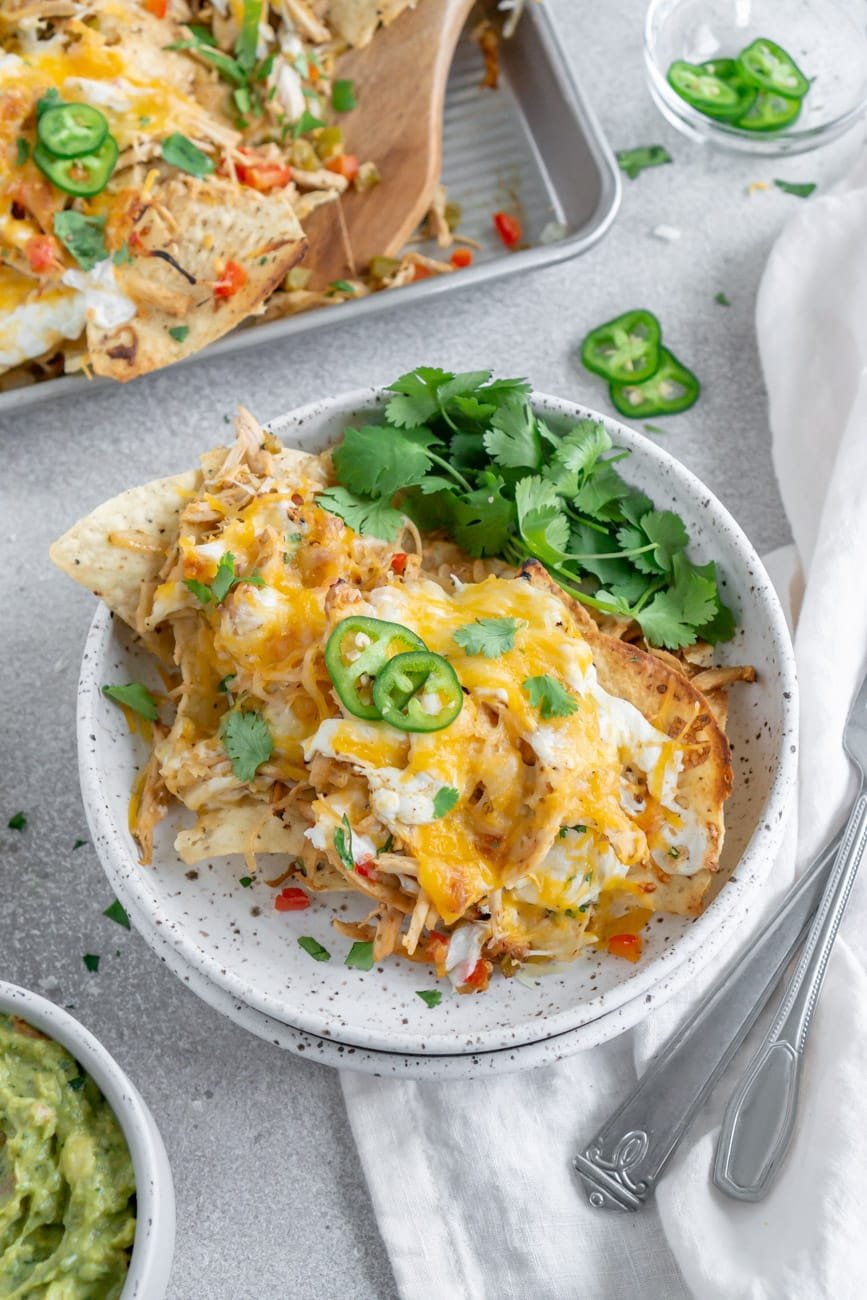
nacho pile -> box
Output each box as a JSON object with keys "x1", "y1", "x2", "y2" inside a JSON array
[{"x1": 51, "y1": 409, "x2": 746, "y2": 992}]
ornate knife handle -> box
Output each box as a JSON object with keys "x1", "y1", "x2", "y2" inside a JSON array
[{"x1": 574, "y1": 833, "x2": 840, "y2": 1211}]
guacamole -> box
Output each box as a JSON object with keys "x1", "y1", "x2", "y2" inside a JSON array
[{"x1": 0, "y1": 1013, "x2": 136, "y2": 1298}]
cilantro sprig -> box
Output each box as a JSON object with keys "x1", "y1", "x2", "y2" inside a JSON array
[
  {"x1": 184, "y1": 553, "x2": 265, "y2": 605},
  {"x1": 319, "y1": 367, "x2": 735, "y2": 650}
]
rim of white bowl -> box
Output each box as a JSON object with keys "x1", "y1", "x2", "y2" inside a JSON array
[
  {"x1": 77, "y1": 388, "x2": 798, "y2": 1056},
  {"x1": 0, "y1": 980, "x2": 175, "y2": 1299}
]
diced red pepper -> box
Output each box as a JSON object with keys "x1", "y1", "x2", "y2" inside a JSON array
[
  {"x1": 235, "y1": 150, "x2": 292, "y2": 193},
  {"x1": 493, "y1": 210, "x2": 522, "y2": 249},
  {"x1": 325, "y1": 154, "x2": 359, "y2": 182},
  {"x1": 607, "y1": 933, "x2": 643, "y2": 963},
  {"x1": 354, "y1": 858, "x2": 375, "y2": 879},
  {"x1": 411, "y1": 264, "x2": 432, "y2": 282},
  {"x1": 214, "y1": 259, "x2": 247, "y2": 299},
  {"x1": 275, "y1": 887, "x2": 310, "y2": 912},
  {"x1": 143, "y1": 0, "x2": 167, "y2": 15},
  {"x1": 25, "y1": 234, "x2": 60, "y2": 274},
  {"x1": 463, "y1": 959, "x2": 491, "y2": 991},
  {"x1": 450, "y1": 247, "x2": 473, "y2": 269},
  {"x1": 390, "y1": 552, "x2": 407, "y2": 575}
]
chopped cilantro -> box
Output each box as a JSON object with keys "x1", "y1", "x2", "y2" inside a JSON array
[
  {"x1": 668, "y1": 846, "x2": 681, "y2": 859},
  {"x1": 345, "y1": 940, "x2": 374, "y2": 971},
  {"x1": 184, "y1": 553, "x2": 263, "y2": 605},
  {"x1": 329, "y1": 279, "x2": 356, "y2": 294},
  {"x1": 217, "y1": 674, "x2": 236, "y2": 694},
  {"x1": 292, "y1": 109, "x2": 325, "y2": 138},
  {"x1": 36, "y1": 88, "x2": 61, "y2": 118},
  {"x1": 644, "y1": 423, "x2": 666, "y2": 435},
  {"x1": 416, "y1": 989, "x2": 442, "y2": 1008},
  {"x1": 559, "y1": 823, "x2": 588, "y2": 838},
  {"x1": 714, "y1": 292, "x2": 731, "y2": 307},
  {"x1": 239, "y1": 875, "x2": 253, "y2": 887},
  {"x1": 331, "y1": 79, "x2": 357, "y2": 112},
  {"x1": 432, "y1": 787, "x2": 459, "y2": 819},
  {"x1": 83, "y1": 954, "x2": 100, "y2": 973},
  {"x1": 298, "y1": 935, "x2": 330, "y2": 962},
  {"x1": 219, "y1": 710, "x2": 273, "y2": 782},
  {"x1": 161, "y1": 132, "x2": 215, "y2": 177},
  {"x1": 103, "y1": 900, "x2": 130, "y2": 930},
  {"x1": 73, "y1": 838, "x2": 87, "y2": 850},
  {"x1": 169, "y1": 325, "x2": 190, "y2": 343},
  {"x1": 102, "y1": 683, "x2": 158, "y2": 721},
  {"x1": 616, "y1": 145, "x2": 672, "y2": 180},
  {"x1": 7, "y1": 812, "x2": 26, "y2": 831},
  {"x1": 15, "y1": 137, "x2": 29, "y2": 166},
  {"x1": 773, "y1": 179, "x2": 816, "y2": 198},
  {"x1": 522, "y1": 675, "x2": 578, "y2": 720},
  {"x1": 453, "y1": 616, "x2": 523, "y2": 658},
  {"x1": 378, "y1": 833, "x2": 394, "y2": 855},
  {"x1": 112, "y1": 243, "x2": 133, "y2": 265},
  {"x1": 68, "y1": 1074, "x2": 86, "y2": 1091},
  {"x1": 53, "y1": 211, "x2": 107, "y2": 271},
  {"x1": 333, "y1": 815, "x2": 354, "y2": 871}
]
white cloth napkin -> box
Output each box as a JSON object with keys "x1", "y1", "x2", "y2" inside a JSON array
[{"x1": 342, "y1": 164, "x2": 867, "y2": 1299}]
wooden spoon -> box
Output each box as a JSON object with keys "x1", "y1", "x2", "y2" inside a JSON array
[{"x1": 302, "y1": 0, "x2": 476, "y2": 288}]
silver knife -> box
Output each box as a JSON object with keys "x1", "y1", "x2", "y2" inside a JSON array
[{"x1": 574, "y1": 832, "x2": 840, "y2": 1210}]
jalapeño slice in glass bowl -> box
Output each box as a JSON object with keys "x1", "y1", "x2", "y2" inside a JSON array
[
  {"x1": 667, "y1": 60, "x2": 747, "y2": 119},
  {"x1": 325, "y1": 616, "x2": 425, "y2": 720},
  {"x1": 736, "y1": 37, "x2": 810, "y2": 99},
  {"x1": 609, "y1": 348, "x2": 700, "y2": 419},
  {"x1": 580, "y1": 309, "x2": 662, "y2": 384},
  {"x1": 372, "y1": 650, "x2": 464, "y2": 733},
  {"x1": 737, "y1": 90, "x2": 803, "y2": 132},
  {"x1": 38, "y1": 102, "x2": 109, "y2": 158}
]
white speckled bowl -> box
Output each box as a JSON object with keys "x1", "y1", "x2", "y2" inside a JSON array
[
  {"x1": 0, "y1": 981, "x2": 175, "y2": 1297},
  {"x1": 77, "y1": 389, "x2": 797, "y2": 1063}
]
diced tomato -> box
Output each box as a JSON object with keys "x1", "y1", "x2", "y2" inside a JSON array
[
  {"x1": 427, "y1": 931, "x2": 448, "y2": 954},
  {"x1": 450, "y1": 247, "x2": 473, "y2": 269},
  {"x1": 143, "y1": 0, "x2": 167, "y2": 15},
  {"x1": 325, "y1": 153, "x2": 359, "y2": 182},
  {"x1": 463, "y1": 959, "x2": 491, "y2": 991},
  {"x1": 235, "y1": 150, "x2": 292, "y2": 193},
  {"x1": 275, "y1": 887, "x2": 310, "y2": 912},
  {"x1": 411, "y1": 264, "x2": 432, "y2": 282},
  {"x1": 25, "y1": 234, "x2": 60, "y2": 274},
  {"x1": 493, "y1": 210, "x2": 522, "y2": 248},
  {"x1": 607, "y1": 933, "x2": 643, "y2": 963},
  {"x1": 390, "y1": 552, "x2": 407, "y2": 575},
  {"x1": 354, "y1": 858, "x2": 375, "y2": 879},
  {"x1": 214, "y1": 260, "x2": 247, "y2": 299}
]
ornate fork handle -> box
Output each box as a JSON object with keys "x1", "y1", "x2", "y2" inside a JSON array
[{"x1": 574, "y1": 833, "x2": 839, "y2": 1211}]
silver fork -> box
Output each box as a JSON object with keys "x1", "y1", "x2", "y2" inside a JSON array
[{"x1": 713, "y1": 665, "x2": 867, "y2": 1202}]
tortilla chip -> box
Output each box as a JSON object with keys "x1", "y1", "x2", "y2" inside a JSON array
[
  {"x1": 89, "y1": 177, "x2": 306, "y2": 382},
  {"x1": 520, "y1": 562, "x2": 732, "y2": 914},
  {"x1": 49, "y1": 469, "x2": 199, "y2": 660},
  {"x1": 175, "y1": 802, "x2": 307, "y2": 865}
]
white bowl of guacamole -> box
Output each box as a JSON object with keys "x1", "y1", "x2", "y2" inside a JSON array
[{"x1": 0, "y1": 980, "x2": 175, "y2": 1298}]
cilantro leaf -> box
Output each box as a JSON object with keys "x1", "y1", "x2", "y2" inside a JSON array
[
  {"x1": 453, "y1": 617, "x2": 523, "y2": 658},
  {"x1": 333, "y1": 815, "x2": 354, "y2": 871},
  {"x1": 239, "y1": 876, "x2": 253, "y2": 887},
  {"x1": 103, "y1": 899, "x2": 130, "y2": 930},
  {"x1": 416, "y1": 989, "x2": 443, "y2": 1007},
  {"x1": 298, "y1": 936, "x2": 330, "y2": 962},
  {"x1": 332, "y1": 424, "x2": 437, "y2": 497},
  {"x1": 112, "y1": 243, "x2": 133, "y2": 265},
  {"x1": 773, "y1": 179, "x2": 816, "y2": 198},
  {"x1": 639, "y1": 511, "x2": 689, "y2": 572},
  {"x1": 636, "y1": 555, "x2": 718, "y2": 649},
  {"x1": 53, "y1": 212, "x2": 107, "y2": 271},
  {"x1": 432, "y1": 786, "x2": 459, "y2": 819},
  {"x1": 385, "y1": 367, "x2": 452, "y2": 427},
  {"x1": 219, "y1": 710, "x2": 273, "y2": 782},
  {"x1": 714, "y1": 292, "x2": 731, "y2": 307},
  {"x1": 218, "y1": 674, "x2": 236, "y2": 694},
  {"x1": 102, "y1": 683, "x2": 158, "y2": 721},
  {"x1": 169, "y1": 325, "x2": 189, "y2": 342},
  {"x1": 332, "y1": 79, "x2": 357, "y2": 112},
  {"x1": 292, "y1": 109, "x2": 324, "y2": 138},
  {"x1": 83, "y1": 954, "x2": 100, "y2": 973},
  {"x1": 435, "y1": 475, "x2": 514, "y2": 558},
  {"x1": 616, "y1": 144, "x2": 672, "y2": 180},
  {"x1": 73, "y1": 838, "x2": 87, "y2": 850},
  {"x1": 436, "y1": 370, "x2": 493, "y2": 411},
  {"x1": 161, "y1": 132, "x2": 215, "y2": 177},
  {"x1": 522, "y1": 675, "x2": 578, "y2": 719},
  {"x1": 7, "y1": 812, "x2": 26, "y2": 831},
  {"x1": 695, "y1": 594, "x2": 737, "y2": 645},
  {"x1": 515, "y1": 477, "x2": 569, "y2": 563},
  {"x1": 483, "y1": 393, "x2": 542, "y2": 470},
  {"x1": 317, "y1": 486, "x2": 404, "y2": 541},
  {"x1": 345, "y1": 940, "x2": 374, "y2": 970},
  {"x1": 548, "y1": 420, "x2": 612, "y2": 482},
  {"x1": 183, "y1": 578, "x2": 213, "y2": 604},
  {"x1": 452, "y1": 395, "x2": 496, "y2": 421},
  {"x1": 211, "y1": 553, "x2": 240, "y2": 602},
  {"x1": 571, "y1": 462, "x2": 632, "y2": 520}
]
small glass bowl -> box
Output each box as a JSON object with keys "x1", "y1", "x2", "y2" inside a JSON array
[{"x1": 645, "y1": 0, "x2": 867, "y2": 155}]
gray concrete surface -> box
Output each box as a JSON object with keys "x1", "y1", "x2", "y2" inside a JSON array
[{"x1": 1, "y1": 3, "x2": 862, "y2": 1297}]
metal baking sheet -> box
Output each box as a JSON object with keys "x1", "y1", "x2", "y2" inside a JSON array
[{"x1": 1, "y1": 4, "x2": 620, "y2": 413}]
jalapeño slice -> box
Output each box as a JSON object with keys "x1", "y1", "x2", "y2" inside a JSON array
[
  {"x1": 372, "y1": 651, "x2": 463, "y2": 734},
  {"x1": 34, "y1": 134, "x2": 118, "y2": 197},
  {"x1": 580, "y1": 309, "x2": 662, "y2": 384},
  {"x1": 736, "y1": 38, "x2": 810, "y2": 100},
  {"x1": 325, "y1": 616, "x2": 425, "y2": 720},
  {"x1": 609, "y1": 348, "x2": 700, "y2": 419},
  {"x1": 38, "y1": 102, "x2": 109, "y2": 159},
  {"x1": 698, "y1": 59, "x2": 758, "y2": 121},
  {"x1": 667, "y1": 60, "x2": 745, "y2": 120},
  {"x1": 736, "y1": 89, "x2": 802, "y2": 132}
]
